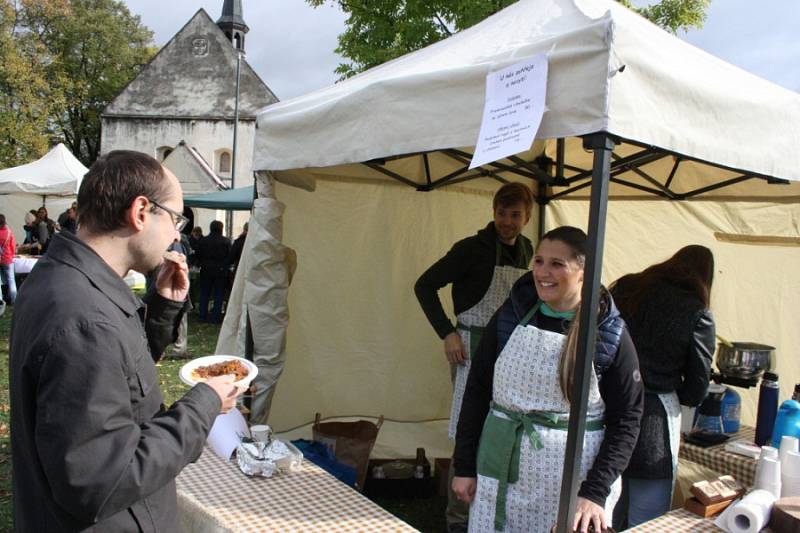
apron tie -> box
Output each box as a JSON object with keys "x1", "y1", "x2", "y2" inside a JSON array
[{"x1": 477, "y1": 402, "x2": 605, "y2": 531}]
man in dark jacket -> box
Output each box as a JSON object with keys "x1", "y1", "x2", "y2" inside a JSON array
[
  {"x1": 195, "y1": 219, "x2": 232, "y2": 323},
  {"x1": 414, "y1": 182, "x2": 534, "y2": 533},
  {"x1": 9, "y1": 150, "x2": 244, "y2": 532}
]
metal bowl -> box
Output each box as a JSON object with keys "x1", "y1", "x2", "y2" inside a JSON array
[{"x1": 716, "y1": 342, "x2": 775, "y2": 381}]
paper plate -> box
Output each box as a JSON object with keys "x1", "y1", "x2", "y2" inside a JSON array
[{"x1": 179, "y1": 355, "x2": 258, "y2": 387}]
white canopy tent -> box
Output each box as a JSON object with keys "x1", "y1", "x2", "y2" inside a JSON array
[
  {"x1": 0, "y1": 144, "x2": 87, "y2": 197},
  {"x1": 0, "y1": 144, "x2": 86, "y2": 240},
  {"x1": 243, "y1": 0, "x2": 799, "y2": 523}
]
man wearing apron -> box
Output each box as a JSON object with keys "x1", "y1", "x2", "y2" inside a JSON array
[{"x1": 415, "y1": 183, "x2": 534, "y2": 533}]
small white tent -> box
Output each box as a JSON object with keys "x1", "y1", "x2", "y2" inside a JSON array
[
  {"x1": 0, "y1": 144, "x2": 87, "y2": 197},
  {"x1": 244, "y1": 0, "x2": 800, "y2": 517}
]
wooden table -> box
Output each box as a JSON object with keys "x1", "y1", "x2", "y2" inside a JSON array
[
  {"x1": 679, "y1": 426, "x2": 758, "y2": 488},
  {"x1": 176, "y1": 448, "x2": 419, "y2": 533},
  {"x1": 628, "y1": 508, "x2": 773, "y2": 532}
]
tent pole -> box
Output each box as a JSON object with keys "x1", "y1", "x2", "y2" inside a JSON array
[{"x1": 555, "y1": 132, "x2": 614, "y2": 533}]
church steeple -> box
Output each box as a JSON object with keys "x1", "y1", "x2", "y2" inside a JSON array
[{"x1": 217, "y1": 0, "x2": 249, "y2": 51}]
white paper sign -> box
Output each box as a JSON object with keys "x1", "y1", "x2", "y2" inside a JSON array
[
  {"x1": 470, "y1": 55, "x2": 548, "y2": 169},
  {"x1": 206, "y1": 407, "x2": 250, "y2": 460}
]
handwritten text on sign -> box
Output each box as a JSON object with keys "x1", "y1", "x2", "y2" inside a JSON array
[{"x1": 470, "y1": 55, "x2": 548, "y2": 169}]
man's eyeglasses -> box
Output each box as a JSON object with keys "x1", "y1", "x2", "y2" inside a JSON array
[{"x1": 150, "y1": 199, "x2": 189, "y2": 232}]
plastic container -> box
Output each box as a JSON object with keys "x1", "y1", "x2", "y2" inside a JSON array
[
  {"x1": 721, "y1": 386, "x2": 741, "y2": 433},
  {"x1": 771, "y1": 399, "x2": 800, "y2": 448},
  {"x1": 755, "y1": 372, "x2": 780, "y2": 446},
  {"x1": 694, "y1": 384, "x2": 725, "y2": 433}
]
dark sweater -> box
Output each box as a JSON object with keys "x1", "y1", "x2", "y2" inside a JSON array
[
  {"x1": 414, "y1": 222, "x2": 533, "y2": 339},
  {"x1": 453, "y1": 276, "x2": 644, "y2": 506},
  {"x1": 612, "y1": 279, "x2": 715, "y2": 478}
]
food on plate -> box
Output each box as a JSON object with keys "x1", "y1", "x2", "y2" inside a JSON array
[
  {"x1": 191, "y1": 359, "x2": 249, "y2": 382},
  {"x1": 162, "y1": 250, "x2": 183, "y2": 263}
]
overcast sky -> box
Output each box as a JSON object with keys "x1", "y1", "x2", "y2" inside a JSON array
[{"x1": 121, "y1": 0, "x2": 800, "y2": 100}]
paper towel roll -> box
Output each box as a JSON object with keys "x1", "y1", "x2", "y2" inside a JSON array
[{"x1": 726, "y1": 489, "x2": 776, "y2": 533}]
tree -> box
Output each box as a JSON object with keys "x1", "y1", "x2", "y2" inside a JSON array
[
  {"x1": 309, "y1": 0, "x2": 711, "y2": 80},
  {"x1": 0, "y1": 0, "x2": 57, "y2": 166},
  {"x1": 1, "y1": 0, "x2": 156, "y2": 167}
]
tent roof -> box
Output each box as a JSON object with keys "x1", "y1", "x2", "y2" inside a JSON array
[
  {"x1": 0, "y1": 144, "x2": 87, "y2": 196},
  {"x1": 253, "y1": 0, "x2": 800, "y2": 201},
  {"x1": 184, "y1": 185, "x2": 253, "y2": 210}
]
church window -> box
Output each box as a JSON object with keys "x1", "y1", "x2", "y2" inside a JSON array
[{"x1": 218, "y1": 151, "x2": 232, "y2": 174}]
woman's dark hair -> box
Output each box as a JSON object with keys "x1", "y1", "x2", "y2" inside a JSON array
[
  {"x1": 0, "y1": 214, "x2": 6, "y2": 228},
  {"x1": 612, "y1": 245, "x2": 714, "y2": 318},
  {"x1": 77, "y1": 150, "x2": 171, "y2": 233},
  {"x1": 539, "y1": 226, "x2": 587, "y2": 267}
]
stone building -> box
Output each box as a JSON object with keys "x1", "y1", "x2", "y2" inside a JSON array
[{"x1": 101, "y1": 0, "x2": 277, "y2": 215}]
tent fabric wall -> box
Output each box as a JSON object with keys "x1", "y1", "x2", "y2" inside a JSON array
[{"x1": 264, "y1": 177, "x2": 798, "y2": 457}]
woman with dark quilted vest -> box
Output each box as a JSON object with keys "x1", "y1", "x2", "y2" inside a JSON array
[
  {"x1": 610, "y1": 245, "x2": 715, "y2": 529},
  {"x1": 452, "y1": 226, "x2": 643, "y2": 533}
]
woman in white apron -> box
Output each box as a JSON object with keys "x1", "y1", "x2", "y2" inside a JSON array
[
  {"x1": 610, "y1": 245, "x2": 716, "y2": 528},
  {"x1": 452, "y1": 226, "x2": 644, "y2": 533}
]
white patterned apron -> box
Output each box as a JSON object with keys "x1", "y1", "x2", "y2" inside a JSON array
[
  {"x1": 449, "y1": 243, "x2": 529, "y2": 439},
  {"x1": 658, "y1": 391, "x2": 681, "y2": 491},
  {"x1": 469, "y1": 306, "x2": 621, "y2": 533}
]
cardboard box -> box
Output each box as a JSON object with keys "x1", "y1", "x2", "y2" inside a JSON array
[{"x1": 684, "y1": 496, "x2": 735, "y2": 518}]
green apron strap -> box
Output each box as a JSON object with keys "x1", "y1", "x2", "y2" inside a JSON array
[{"x1": 518, "y1": 301, "x2": 542, "y2": 327}]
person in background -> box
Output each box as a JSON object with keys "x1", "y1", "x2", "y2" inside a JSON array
[
  {"x1": 35, "y1": 206, "x2": 55, "y2": 252},
  {"x1": 23, "y1": 210, "x2": 37, "y2": 244},
  {"x1": 0, "y1": 214, "x2": 17, "y2": 304},
  {"x1": 452, "y1": 226, "x2": 643, "y2": 533},
  {"x1": 58, "y1": 201, "x2": 78, "y2": 229},
  {"x1": 59, "y1": 206, "x2": 78, "y2": 234},
  {"x1": 229, "y1": 222, "x2": 248, "y2": 278},
  {"x1": 167, "y1": 233, "x2": 192, "y2": 359},
  {"x1": 195, "y1": 220, "x2": 231, "y2": 323},
  {"x1": 610, "y1": 245, "x2": 715, "y2": 529},
  {"x1": 9, "y1": 150, "x2": 245, "y2": 531},
  {"x1": 414, "y1": 182, "x2": 534, "y2": 533},
  {"x1": 188, "y1": 226, "x2": 203, "y2": 267}
]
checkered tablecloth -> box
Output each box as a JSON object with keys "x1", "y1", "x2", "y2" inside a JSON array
[
  {"x1": 628, "y1": 508, "x2": 774, "y2": 532},
  {"x1": 679, "y1": 426, "x2": 757, "y2": 488},
  {"x1": 176, "y1": 448, "x2": 419, "y2": 533}
]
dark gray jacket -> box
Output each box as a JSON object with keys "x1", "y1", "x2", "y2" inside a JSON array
[{"x1": 10, "y1": 232, "x2": 221, "y2": 532}]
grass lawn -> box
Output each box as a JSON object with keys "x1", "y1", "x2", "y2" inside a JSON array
[{"x1": 0, "y1": 304, "x2": 446, "y2": 532}]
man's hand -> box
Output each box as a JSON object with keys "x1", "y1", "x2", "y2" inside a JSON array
[
  {"x1": 204, "y1": 375, "x2": 247, "y2": 414},
  {"x1": 452, "y1": 476, "x2": 477, "y2": 503},
  {"x1": 155, "y1": 252, "x2": 189, "y2": 302},
  {"x1": 444, "y1": 331, "x2": 467, "y2": 365},
  {"x1": 572, "y1": 496, "x2": 607, "y2": 533}
]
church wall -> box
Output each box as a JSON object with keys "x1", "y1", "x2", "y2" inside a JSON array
[{"x1": 100, "y1": 117, "x2": 257, "y2": 189}]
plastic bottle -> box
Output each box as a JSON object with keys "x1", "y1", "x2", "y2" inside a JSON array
[
  {"x1": 755, "y1": 372, "x2": 780, "y2": 446},
  {"x1": 721, "y1": 386, "x2": 742, "y2": 433},
  {"x1": 771, "y1": 400, "x2": 800, "y2": 448}
]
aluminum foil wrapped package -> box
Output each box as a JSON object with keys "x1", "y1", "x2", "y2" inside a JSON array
[{"x1": 236, "y1": 439, "x2": 303, "y2": 477}]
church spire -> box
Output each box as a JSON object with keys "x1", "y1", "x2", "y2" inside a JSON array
[{"x1": 217, "y1": 0, "x2": 249, "y2": 51}]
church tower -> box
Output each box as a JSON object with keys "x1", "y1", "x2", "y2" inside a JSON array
[{"x1": 217, "y1": 0, "x2": 249, "y2": 51}]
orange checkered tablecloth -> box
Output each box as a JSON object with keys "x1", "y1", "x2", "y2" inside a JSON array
[
  {"x1": 176, "y1": 448, "x2": 419, "y2": 533},
  {"x1": 679, "y1": 426, "x2": 758, "y2": 488}
]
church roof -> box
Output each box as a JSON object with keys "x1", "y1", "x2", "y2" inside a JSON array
[
  {"x1": 103, "y1": 9, "x2": 276, "y2": 119},
  {"x1": 163, "y1": 141, "x2": 228, "y2": 195}
]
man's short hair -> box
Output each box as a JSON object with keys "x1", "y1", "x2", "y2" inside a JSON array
[
  {"x1": 493, "y1": 182, "x2": 534, "y2": 215},
  {"x1": 209, "y1": 220, "x2": 224, "y2": 234},
  {"x1": 77, "y1": 151, "x2": 171, "y2": 233}
]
